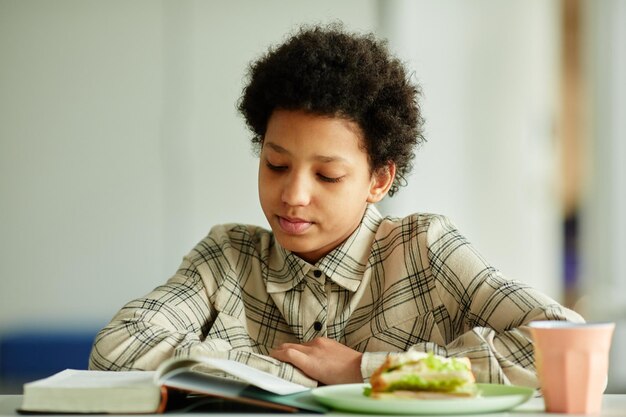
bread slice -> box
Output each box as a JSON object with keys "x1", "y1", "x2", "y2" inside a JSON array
[{"x1": 368, "y1": 351, "x2": 477, "y2": 399}]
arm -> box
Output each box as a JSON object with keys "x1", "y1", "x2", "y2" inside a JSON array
[
  {"x1": 88, "y1": 259, "x2": 221, "y2": 371},
  {"x1": 362, "y1": 215, "x2": 584, "y2": 387},
  {"x1": 89, "y1": 238, "x2": 317, "y2": 387},
  {"x1": 361, "y1": 286, "x2": 580, "y2": 387}
]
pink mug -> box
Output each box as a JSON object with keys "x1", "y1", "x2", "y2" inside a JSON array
[{"x1": 529, "y1": 321, "x2": 615, "y2": 415}]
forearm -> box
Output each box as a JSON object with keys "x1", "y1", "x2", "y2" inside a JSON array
[
  {"x1": 89, "y1": 319, "x2": 211, "y2": 371},
  {"x1": 90, "y1": 320, "x2": 317, "y2": 387},
  {"x1": 89, "y1": 269, "x2": 215, "y2": 370},
  {"x1": 361, "y1": 304, "x2": 584, "y2": 387},
  {"x1": 89, "y1": 285, "x2": 317, "y2": 386},
  {"x1": 360, "y1": 329, "x2": 534, "y2": 386}
]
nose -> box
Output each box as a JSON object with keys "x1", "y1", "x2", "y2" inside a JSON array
[{"x1": 281, "y1": 171, "x2": 311, "y2": 207}]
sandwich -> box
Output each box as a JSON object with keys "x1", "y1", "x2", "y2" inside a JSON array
[{"x1": 366, "y1": 351, "x2": 478, "y2": 399}]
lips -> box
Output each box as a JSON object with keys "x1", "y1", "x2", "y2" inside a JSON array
[{"x1": 277, "y1": 216, "x2": 313, "y2": 234}]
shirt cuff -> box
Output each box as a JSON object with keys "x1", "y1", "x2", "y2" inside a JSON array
[{"x1": 360, "y1": 351, "x2": 390, "y2": 382}]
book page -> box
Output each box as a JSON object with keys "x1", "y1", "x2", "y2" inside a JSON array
[
  {"x1": 200, "y1": 358, "x2": 309, "y2": 394},
  {"x1": 27, "y1": 369, "x2": 157, "y2": 388},
  {"x1": 164, "y1": 357, "x2": 310, "y2": 395},
  {"x1": 21, "y1": 370, "x2": 163, "y2": 414}
]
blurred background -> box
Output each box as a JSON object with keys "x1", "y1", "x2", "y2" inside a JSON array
[{"x1": 1, "y1": 0, "x2": 625, "y2": 393}]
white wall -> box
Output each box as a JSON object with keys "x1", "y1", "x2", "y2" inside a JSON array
[
  {"x1": 580, "y1": 0, "x2": 626, "y2": 320},
  {"x1": 379, "y1": 0, "x2": 563, "y2": 299},
  {"x1": 0, "y1": 0, "x2": 570, "y2": 332},
  {"x1": 1, "y1": 1, "x2": 166, "y2": 329},
  {"x1": 580, "y1": 0, "x2": 626, "y2": 392},
  {"x1": 0, "y1": 0, "x2": 378, "y2": 329}
]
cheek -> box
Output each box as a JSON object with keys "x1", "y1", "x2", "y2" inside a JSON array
[
  {"x1": 258, "y1": 171, "x2": 280, "y2": 203},
  {"x1": 322, "y1": 184, "x2": 369, "y2": 212},
  {"x1": 258, "y1": 175, "x2": 270, "y2": 197},
  {"x1": 341, "y1": 178, "x2": 374, "y2": 200},
  {"x1": 258, "y1": 169, "x2": 270, "y2": 199}
]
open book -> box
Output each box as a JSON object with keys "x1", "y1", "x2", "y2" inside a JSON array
[{"x1": 19, "y1": 356, "x2": 328, "y2": 414}]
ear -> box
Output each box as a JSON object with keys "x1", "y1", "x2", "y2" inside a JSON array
[{"x1": 367, "y1": 162, "x2": 396, "y2": 203}]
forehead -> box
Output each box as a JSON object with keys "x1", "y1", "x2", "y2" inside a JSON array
[{"x1": 263, "y1": 110, "x2": 367, "y2": 156}]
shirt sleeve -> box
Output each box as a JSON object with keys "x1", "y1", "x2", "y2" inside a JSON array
[
  {"x1": 361, "y1": 214, "x2": 584, "y2": 388},
  {"x1": 88, "y1": 240, "x2": 317, "y2": 387}
]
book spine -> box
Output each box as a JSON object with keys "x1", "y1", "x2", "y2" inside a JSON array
[{"x1": 156, "y1": 386, "x2": 168, "y2": 414}]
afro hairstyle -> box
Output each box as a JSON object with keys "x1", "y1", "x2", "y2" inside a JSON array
[{"x1": 238, "y1": 23, "x2": 425, "y2": 196}]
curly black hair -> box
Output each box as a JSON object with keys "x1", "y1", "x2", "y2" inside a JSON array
[{"x1": 238, "y1": 23, "x2": 425, "y2": 196}]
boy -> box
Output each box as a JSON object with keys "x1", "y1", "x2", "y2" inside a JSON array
[{"x1": 89, "y1": 24, "x2": 582, "y2": 388}]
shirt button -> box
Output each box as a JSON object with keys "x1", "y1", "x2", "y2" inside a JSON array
[
  {"x1": 313, "y1": 321, "x2": 323, "y2": 331},
  {"x1": 313, "y1": 270, "x2": 322, "y2": 278}
]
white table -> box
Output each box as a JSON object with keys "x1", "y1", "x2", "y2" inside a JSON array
[{"x1": 2, "y1": 394, "x2": 626, "y2": 416}]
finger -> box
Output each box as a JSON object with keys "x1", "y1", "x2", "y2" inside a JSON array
[
  {"x1": 274, "y1": 337, "x2": 329, "y2": 351},
  {"x1": 302, "y1": 336, "x2": 332, "y2": 346},
  {"x1": 270, "y1": 345, "x2": 312, "y2": 370},
  {"x1": 272, "y1": 342, "x2": 312, "y2": 354}
]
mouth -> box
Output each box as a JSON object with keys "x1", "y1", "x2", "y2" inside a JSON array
[{"x1": 277, "y1": 216, "x2": 313, "y2": 235}]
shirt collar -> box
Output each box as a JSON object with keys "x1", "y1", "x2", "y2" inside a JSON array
[{"x1": 265, "y1": 204, "x2": 383, "y2": 293}]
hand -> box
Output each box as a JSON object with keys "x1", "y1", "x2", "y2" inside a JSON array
[{"x1": 270, "y1": 337, "x2": 363, "y2": 385}]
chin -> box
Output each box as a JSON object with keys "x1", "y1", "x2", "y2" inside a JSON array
[
  {"x1": 274, "y1": 234, "x2": 316, "y2": 254},
  {"x1": 275, "y1": 235, "x2": 309, "y2": 251}
]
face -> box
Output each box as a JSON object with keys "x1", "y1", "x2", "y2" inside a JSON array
[{"x1": 258, "y1": 109, "x2": 394, "y2": 264}]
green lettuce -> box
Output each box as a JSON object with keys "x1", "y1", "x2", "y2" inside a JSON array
[{"x1": 386, "y1": 352, "x2": 469, "y2": 374}]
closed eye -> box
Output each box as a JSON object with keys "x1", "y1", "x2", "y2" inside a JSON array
[
  {"x1": 266, "y1": 160, "x2": 343, "y2": 183},
  {"x1": 318, "y1": 174, "x2": 343, "y2": 183},
  {"x1": 266, "y1": 161, "x2": 287, "y2": 171}
]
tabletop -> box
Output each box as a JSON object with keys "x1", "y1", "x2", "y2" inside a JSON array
[{"x1": 3, "y1": 394, "x2": 626, "y2": 416}]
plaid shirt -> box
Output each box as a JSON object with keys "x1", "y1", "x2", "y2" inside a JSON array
[{"x1": 90, "y1": 205, "x2": 583, "y2": 387}]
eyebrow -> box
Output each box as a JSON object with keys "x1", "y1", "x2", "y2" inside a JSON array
[{"x1": 265, "y1": 142, "x2": 348, "y2": 163}]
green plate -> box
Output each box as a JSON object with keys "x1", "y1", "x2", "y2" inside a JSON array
[{"x1": 311, "y1": 383, "x2": 534, "y2": 415}]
